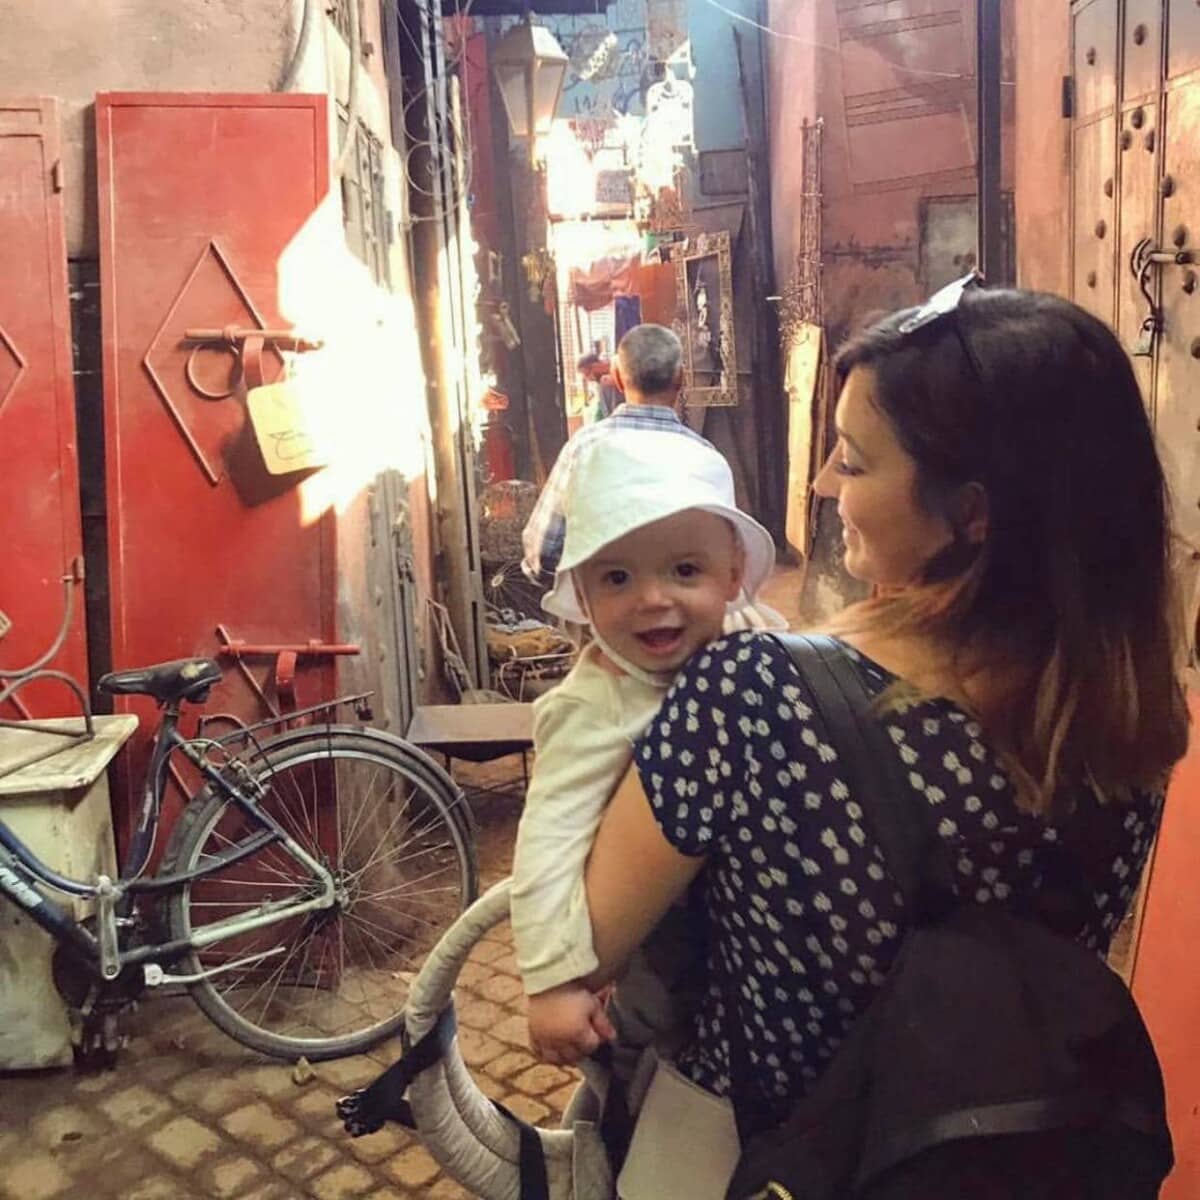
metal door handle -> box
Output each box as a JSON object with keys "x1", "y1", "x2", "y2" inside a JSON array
[
  {"x1": 183, "y1": 326, "x2": 324, "y2": 352},
  {"x1": 181, "y1": 326, "x2": 324, "y2": 396},
  {"x1": 1128, "y1": 239, "x2": 1193, "y2": 356},
  {"x1": 1138, "y1": 248, "x2": 1194, "y2": 267},
  {"x1": 1132, "y1": 237, "x2": 1193, "y2": 282}
]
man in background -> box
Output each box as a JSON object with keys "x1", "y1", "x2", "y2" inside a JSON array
[
  {"x1": 576, "y1": 351, "x2": 622, "y2": 421},
  {"x1": 523, "y1": 326, "x2": 708, "y2": 585}
]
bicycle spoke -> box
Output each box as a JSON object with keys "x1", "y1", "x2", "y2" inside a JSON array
[
  {"x1": 343, "y1": 908, "x2": 409, "y2": 966},
  {"x1": 352, "y1": 867, "x2": 462, "y2": 906},
  {"x1": 344, "y1": 803, "x2": 449, "y2": 883},
  {"x1": 204, "y1": 823, "x2": 307, "y2": 889},
  {"x1": 248, "y1": 758, "x2": 318, "y2": 865},
  {"x1": 266, "y1": 753, "x2": 323, "y2": 852},
  {"x1": 342, "y1": 760, "x2": 392, "y2": 854},
  {"x1": 339, "y1": 758, "x2": 388, "y2": 861},
  {"x1": 345, "y1": 907, "x2": 405, "y2": 974},
  {"x1": 346, "y1": 831, "x2": 462, "y2": 887},
  {"x1": 241, "y1": 924, "x2": 311, "y2": 1025}
]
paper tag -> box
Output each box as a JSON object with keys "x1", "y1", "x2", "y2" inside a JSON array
[{"x1": 246, "y1": 380, "x2": 330, "y2": 475}]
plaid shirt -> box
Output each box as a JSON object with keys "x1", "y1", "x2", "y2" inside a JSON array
[{"x1": 521, "y1": 403, "x2": 713, "y2": 582}]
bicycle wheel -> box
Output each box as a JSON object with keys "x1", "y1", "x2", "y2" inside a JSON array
[{"x1": 162, "y1": 732, "x2": 478, "y2": 1060}]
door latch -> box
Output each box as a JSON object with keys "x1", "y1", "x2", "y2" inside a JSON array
[
  {"x1": 1130, "y1": 237, "x2": 1194, "y2": 356},
  {"x1": 182, "y1": 326, "x2": 325, "y2": 395}
]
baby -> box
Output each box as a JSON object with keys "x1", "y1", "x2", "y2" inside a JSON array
[{"x1": 511, "y1": 427, "x2": 777, "y2": 1078}]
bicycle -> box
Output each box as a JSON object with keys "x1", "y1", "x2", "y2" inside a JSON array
[{"x1": 0, "y1": 582, "x2": 478, "y2": 1066}]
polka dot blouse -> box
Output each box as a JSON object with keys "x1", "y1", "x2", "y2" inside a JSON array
[{"x1": 633, "y1": 632, "x2": 1162, "y2": 1123}]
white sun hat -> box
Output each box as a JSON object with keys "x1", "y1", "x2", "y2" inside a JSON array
[{"x1": 542, "y1": 427, "x2": 776, "y2": 625}]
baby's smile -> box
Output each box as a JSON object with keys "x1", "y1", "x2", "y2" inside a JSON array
[{"x1": 634, "y1": 625, "x2": 686, "y2": 657}]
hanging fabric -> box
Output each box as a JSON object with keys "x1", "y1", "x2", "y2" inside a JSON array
[
  {"x1": 570, "y1": 254, "x2": 640, "y2": 312},
  {"x1": 613, "y1": 294, "x2": 642, "y2": 344}
]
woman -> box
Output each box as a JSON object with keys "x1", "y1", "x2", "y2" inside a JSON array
[{"x1": 536, "y1": 283, "x2": 1188, "y2": 1183}]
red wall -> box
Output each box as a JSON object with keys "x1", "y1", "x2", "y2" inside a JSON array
[
  {"x1": 768, "y1": 0, "x2": 1015, "y2": 340},
  {"x1": 766, "y1": 0, "x2": 821, "y2": 292}
]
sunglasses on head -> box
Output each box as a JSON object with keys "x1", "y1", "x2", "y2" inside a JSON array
[{"x1": 896, "y1": 269, "x2": 987, "y2": 381}]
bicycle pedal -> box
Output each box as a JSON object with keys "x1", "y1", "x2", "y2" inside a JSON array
[{"x1": 336, "y1": 1091, "x2": 383, "y2": 1138}]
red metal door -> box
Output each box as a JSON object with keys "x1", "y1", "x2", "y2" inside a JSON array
[
  {"x1": 0, "y1": 98, "x2": 88, "y2": 716},
  {"x1": 96, "y1": 93, "x2": 337, "y2": 855}
]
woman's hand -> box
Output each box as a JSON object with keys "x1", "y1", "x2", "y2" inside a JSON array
[{"x1": 528, "y1": 982, "x2": 616, "y2": 1065}]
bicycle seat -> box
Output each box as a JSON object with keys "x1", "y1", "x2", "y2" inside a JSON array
[{"x1": 98, "y1": 658, "x2": 223, "y2": 704}]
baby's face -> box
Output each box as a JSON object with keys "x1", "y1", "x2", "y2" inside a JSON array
[{"x1": 577, "y1": 509, "x2": 744, "y2": 675}]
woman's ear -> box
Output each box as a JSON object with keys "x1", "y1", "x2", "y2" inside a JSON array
[{"x1": 956, "y1": 482, "x2": 989, "y2": 546}]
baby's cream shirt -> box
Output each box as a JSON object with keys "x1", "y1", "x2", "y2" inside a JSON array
[{"x1": 511, "y1": 645, "x2": 666, "y2": 995}]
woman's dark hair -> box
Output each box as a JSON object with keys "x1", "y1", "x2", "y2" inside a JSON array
[{"x1": 833, "y1": 287, "x2": 1188, "y2": 813}]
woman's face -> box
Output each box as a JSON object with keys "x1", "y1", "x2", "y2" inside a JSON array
[{"x1": 813, "y1": 365, "x2": 957, "y2": 588}]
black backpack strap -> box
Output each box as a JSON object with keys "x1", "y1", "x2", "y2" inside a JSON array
[
  {"x1": 723, "y1": 633, "x2": 934, "y2": 1139},
  {"x1": 493, "y1": 1101, "x2": 552, "y2": 1200},
  {"x1": 771, "y1": 633, "x2": 931, "y2": 906},
  {"x1": 588, "y1": 1041, "x2": 635, "y2": 1174},
  {"x1": 336, "y1": 1009, "x2": 454, "y2": 1135}
]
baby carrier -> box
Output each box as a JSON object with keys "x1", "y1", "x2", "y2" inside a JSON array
[{"x1": 337, "y1": 876, "x2": 615, "y2": 1199}]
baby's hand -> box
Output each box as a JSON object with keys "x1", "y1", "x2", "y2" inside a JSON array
[{"x1": 527, "y1": 982, "x2": 616, "y2": 1065}]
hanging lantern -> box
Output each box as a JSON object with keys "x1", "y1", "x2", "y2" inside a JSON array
[{"x1": 491, "y1": 18, "x2": 569, "y2": 143}]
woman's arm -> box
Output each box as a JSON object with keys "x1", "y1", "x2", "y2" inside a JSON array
[{"x1": 582, "y1": 760, "x2": 707, "y2": 989}]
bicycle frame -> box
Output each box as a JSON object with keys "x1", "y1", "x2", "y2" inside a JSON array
[{"x1": 0, "y1": 701, "x2": 336, "y2": 980}]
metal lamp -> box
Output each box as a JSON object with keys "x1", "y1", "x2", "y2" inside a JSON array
[{"x1": 491, "y1": 18, "x2": 568, "y2": 145}]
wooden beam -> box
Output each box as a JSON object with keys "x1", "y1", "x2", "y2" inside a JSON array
[
  {"x1": 734, "y1": 25, "x2": 787, "y2": 543},
  {"x1": 400, "y1": 0, "x2": 490, "y2": 688},
  {"x1": 977, "y1": 0, "x2": 1006, "y2": 283},
  {"x1": 484, "y1": 24, "x2": 533, "y2": 481}
]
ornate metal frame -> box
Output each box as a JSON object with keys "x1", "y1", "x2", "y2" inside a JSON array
[{"x1": 669, "y1": 231, "x2": 737, "y2": 407}]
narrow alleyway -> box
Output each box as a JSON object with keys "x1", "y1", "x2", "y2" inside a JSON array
[{"x1": 5, "y1": 0, "x2": 1199, "y2": 1187}]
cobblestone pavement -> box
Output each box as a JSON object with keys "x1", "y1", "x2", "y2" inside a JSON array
[{"x1": 1, "y1": 778, "x2": 577, "y2": 1200}]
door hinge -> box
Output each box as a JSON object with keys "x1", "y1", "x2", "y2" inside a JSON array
[
  {"x1": 51, "y1": 159, "x2": 64, "y2": 192},
  {"x1": 1062, "y1": 76, "x2": 1075, "y2": 119}
]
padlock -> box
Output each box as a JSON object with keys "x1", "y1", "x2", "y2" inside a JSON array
[
  {"x1": 1133, "y1": 316, "x2": 1158, "y2": 357},
  {"x1": 246, "y1": 379, "x2": 330, "y2": 475}
]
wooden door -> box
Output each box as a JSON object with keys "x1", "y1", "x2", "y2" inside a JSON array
[{"x1": 0, "y1": 99, "x2": 87, "y2": 716}]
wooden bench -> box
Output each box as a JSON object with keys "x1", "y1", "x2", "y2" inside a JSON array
[{"x1": 406, "y1": 702, "x2": 534, "y2": 795}]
